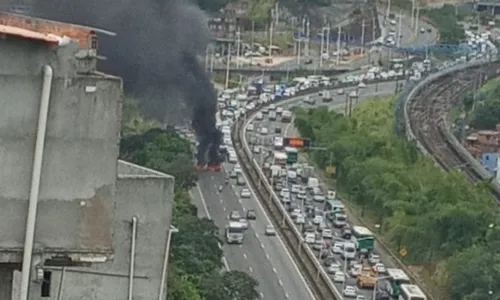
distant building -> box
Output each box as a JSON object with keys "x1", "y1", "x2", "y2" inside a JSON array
[
  {"x1": 208, "y1": 12, "x2": 237, "y2": 42},
  {"x1": 0, "y1": 12, "x2": 174, "y2": 300},
  {"x1": 481, "y1": 152, "x2": 499, "y2": 176},
  {"x1": 464, "y1": 126, "x2": 500, "y2": 157},
  {"x1": 475, "y1": 0, "x2": 500, "y2": 15},
  {"x1": 223, "y1": 0, "x2": 251, "y2": 29}
]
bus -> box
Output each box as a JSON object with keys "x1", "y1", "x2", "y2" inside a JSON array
[
  {"x1": 351, "y1": 226, "x2": 375, "y2": 251},
  {"x1": 399, "y1": 284, "x2": 426, "y2": 300},
  {"x1": 285, "y1": 147, "x2": 298, "y2": 164},
  {"x1": 385, "y1": 268, "x2": 411, "y2": 297},
  {"x1": 324, "y1": 200, "x2": 345, "y2": 220}
]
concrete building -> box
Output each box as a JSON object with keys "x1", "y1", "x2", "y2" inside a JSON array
[{"x1": 0, "y1": 12, "x2": 174, "y2": 300}]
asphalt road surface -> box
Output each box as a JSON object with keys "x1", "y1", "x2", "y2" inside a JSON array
[
  {"x1": 244, "y1": 81, "x2": 400, "y2": 299},
  {"x1": 191, "y1": 165, "x2": 315, "y2": 300}
]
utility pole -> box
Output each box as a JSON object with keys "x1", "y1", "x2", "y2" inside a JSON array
[
  {"x1": 274, "y1": 2, "x2": 279, "y2": 26},
  {"x1": 320, "y1": 27, "x2": 325, "y2": 68},
  {"x1": 397, "y1": 11, "x2": 402, "y2": 48},
  {"x1": 269, "y1": 14, "x2": 274, "y2": 58},
  {"x1": 387, "y1": 0, "x2": 391, "y2": 23},
  {"x1": 344, "y1": 93, "x2": 349, "y2": 115},
  {"x1": 361, "y1": 19, "x2": 365, "y2": 55},
  {"x1": 236, "y1": 28, "x2": 241, "y2": 69},
  {"x1": 292, "y1": 17, "x2": 297, "y2": 56},
  {"x1": 411, "y1": 0, "x2": 415, "y2": 29},
  {"x1": 251, "y1": 21, "x2": 255, "y2": 50},
  {"x1": 297, "y1": 20, "x2": 302, "y2": 65},
  {"x1": 414, "y1": 4, "x2": 420, "y2": 35},
  {"x1": 210, "y1": 45, "x2": 215, "y2": 74},
  {"x1": 305, "y1": 19, "x2": 310, "y2": 57},
  {"x1": 225, "y1": 43, "x2": 231, "y2": 89},
  {"x1": 326, "y1": 24, "x2": 331, "y2": 57},
  {"x1": 336, "y1": 25, "x2": 341, "y2": 65}
]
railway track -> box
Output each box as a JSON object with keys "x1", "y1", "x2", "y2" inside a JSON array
[{"x1": 407, "y1": 63, "x2": 500, "y2": 193}]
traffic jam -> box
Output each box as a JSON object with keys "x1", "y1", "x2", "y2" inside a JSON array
[{"x1": 243, "y1": 103, "x2": 427, "y2": 300}]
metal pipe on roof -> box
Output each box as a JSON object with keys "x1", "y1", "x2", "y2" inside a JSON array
[
  {"x1": 128, "y1": 217, "x2": 138, "y2": 300},
  {"x1": 19, "y1": 65, "x2": 53, "y2": 300}
]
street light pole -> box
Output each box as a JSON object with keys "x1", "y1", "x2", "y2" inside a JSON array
[{"x1": 158, "y1": 225, "x2": 180, "y2": 300}]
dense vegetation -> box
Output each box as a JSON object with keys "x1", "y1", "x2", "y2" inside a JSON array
[
  {"x1": 422, "y1": 5, "x2": 466, "y2": 45},
  {"x1": 293, "y1": 98, "x2": 500, "y2": 299},
  {"x1": 120, "y1": 99, "x2": 260, "y2": 300},
  {"x1": 462, "y1": 79, "x2": 500, "y2": 130}
]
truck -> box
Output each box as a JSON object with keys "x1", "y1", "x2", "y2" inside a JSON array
[
  {"x1": 357, "y1": 267, "x2": 378, "y2": 288},
  {"x1": 226, "y1": 221, "x2": 245, "y2": 244},
  {"x1": 322, "y1": 90, "x2": 332, "y2": 102},
  {"x1": 269, "y1": 110, "x2": 277, "y2": 121},
  {"x1": 281, "y1": 110, "x2": 293, "y2": 123}
]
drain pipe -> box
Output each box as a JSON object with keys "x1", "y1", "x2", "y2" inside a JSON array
[
  {"x1": 128, "y1": 217, "x2": 138, "y2": 300},
  {"x1": 19, "y1": 65, "x2": 53, "y2": 300}
]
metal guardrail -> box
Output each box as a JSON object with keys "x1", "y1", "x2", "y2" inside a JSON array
[
  {"x1": 403, "y1": 59, "x2": 500, "y2": 197},
  {"x1": 229, "y1": 77, "x2": 431, "y2": 300}
]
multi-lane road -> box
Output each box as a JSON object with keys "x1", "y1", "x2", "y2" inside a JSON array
[
  {"x1": 191, "y1": 163, "x2": 315, "y2": 300},
  {"x1": 245, "y1": 82, "x2": 398, "y2": 300},
  {"x1": 192, "y1": 81, "x2": 398, "y2": 300}
]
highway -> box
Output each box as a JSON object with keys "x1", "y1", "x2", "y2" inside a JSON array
[
  {"x1": 191, "y1": 163, "x2": 315, "y2": 300},
  {"x1": 243, "y1": 81, "x2": 400, "y2": 299}
]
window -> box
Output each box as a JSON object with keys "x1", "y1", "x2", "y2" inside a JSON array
[{"x1": 41, "y1": 271, "x2": 51, "y2": 297}]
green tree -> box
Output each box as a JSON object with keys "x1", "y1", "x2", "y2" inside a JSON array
[
  {"x1": 471, "y1": 98, "x2": 500, "y2": 130},
  {"x1": 201, "y1": 271, "x2": 260, "y2": 300},
  {"x1": 293, "y1": 96, "x2": 500, "y2": 297}
]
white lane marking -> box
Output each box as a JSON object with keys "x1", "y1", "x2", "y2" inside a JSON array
[
  {"x1": 260, "y1": 243, "x2": 265, "y2": 249},
  {"x1": 266, "y1": 253, "x2": 270, "y2": 259},
  {"x1": 279, "y1": 280, "x2": 283, "y2": 286},
  {"x1": 220, "y1": 198, "x2": 223, "y2": 203},
  {"x1": 249, "y1": 267, "x2": 253, "y2": 272},
  {"x1": 285, "y1": 293, "x2": 290, "y2": 299},
  {"x1": 243, "y1": 253, "x2": 247, "y2": 259},
  {"x1": 260, "y1": 292, "x2": 264, "y2": 298},
  {"x1": 238, "y1": 198, "x2": 242, "y2": 204},
  {"x1": 222, "y1": 206, "x2": 226, "y2": 212},
  {"x1": 242, "y1": 104, "x2": 319, "y2": 300},
  {"x1": 272, "y1": 268, "x2": 277, "y2": 274},
  {"x1": 255, "y1": 232, "x2": 259, "y2": 238},
  {"x1": 194, "y1": 185, "x2": 230, "y2": 271}
]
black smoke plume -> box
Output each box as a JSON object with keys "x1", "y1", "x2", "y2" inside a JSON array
[{"x1": 24, "y1": 0, "x2": 222, "y2": 165}]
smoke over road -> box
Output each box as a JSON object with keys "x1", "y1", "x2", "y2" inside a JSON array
[{"x1": 24, "y1": 0, "x2": 222, "y2": 166}]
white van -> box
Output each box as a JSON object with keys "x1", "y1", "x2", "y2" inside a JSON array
[
  {"x1": 333, "y1": 213, "x2": 347, "y2": 228},
  {"x1": 341, "y1": 242, "x2": 356, "y2": 260},
  {"x1": 287, "y1": 170, "x2": 297, "y2": 183},
  {"x1": 255, "y1": 112, "x2": 263, "y2": 120},
  {"x1": 228, "y1": 153, "x2": 238, "y2": 164},
  {"x1": 307, "y1": 177, "x2": 319, "y2": 190}
]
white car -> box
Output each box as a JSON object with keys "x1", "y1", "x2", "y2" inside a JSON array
[
  {"x1": 240, "y1": 189, "x2": 251, "y2": 198},
  {"x1": 331, "y1": 243, "x2": 343, "y2": 254},
  {"x1": 337, "y1": 89, "x2": 344, "y2": 95},
  {"x1": 322, "y1": 228, "x2": 333, "y2": 239},
  {"x1": 291, "y1": 208, "x2": 302, "y2": 218},
  {"x1": 265, "y1": 225, "x2": 276, "y2": 236},
  {"x1": 295, "y1": 214, "x2": 305, "y2": 224},
  {"x1": 356, "y1": 295, "x2": 367, "y2": 300},
  {"x1": 291, "y1": 184, "x2": 301, "y2": 193},
  {"x1": 373, "y1": 263, "x2": 387, "y2": 274},
  {"x1": 358, "y1": 82, "x2": 366, "y2": 88},
  {"x1": 247, "y1": 124, "x2": 254, "y2": 131},
  {"x1": 333, "y1": 271, "x2": 345, "y2": 283},
  {"x1": 239, "y1": 218, "x2": 249, "y2": 229},
  {"x1": 260, "y1": 127, "x2": 268, "y2": 135},
  {"x1": 304, "y1": 233, "x2": 316, "y2": 244},
  {"x1": 280, "y1": 188, "x2": 290, "y2": 198},
  {"x1": 368, "y1": 253, "x2": 380, "y2": 265},
  {"x1": 343, "y1": 286, "x2": 357, "y2": 298},
  {"x1": 253, "y1": 146, "x2": 261, "y2": 154},
  {"x1": 313, "y1": 239, "x2": 324, "y2": 251},
  {"x1": 233, "y1": 164, "x2": 242, "y2": 173},
  {"x1": 281, "y1": 195, "x2": 291, "y2": 204},
  {"x1": 350, "y1": 264, "x2": 362, "y2": 277},
  {"x1": 312, "y1": 215, "x2": 323, "y2": 225},
  {"x1": 297, "y1": 191, "x2": 307, "y2": 200},
  {"x1": 313, "y1": 194, "x2": 326, "y2": 202},
  {"x1": 327, "y1": 263, "x2": 341, "y2": 274}
]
